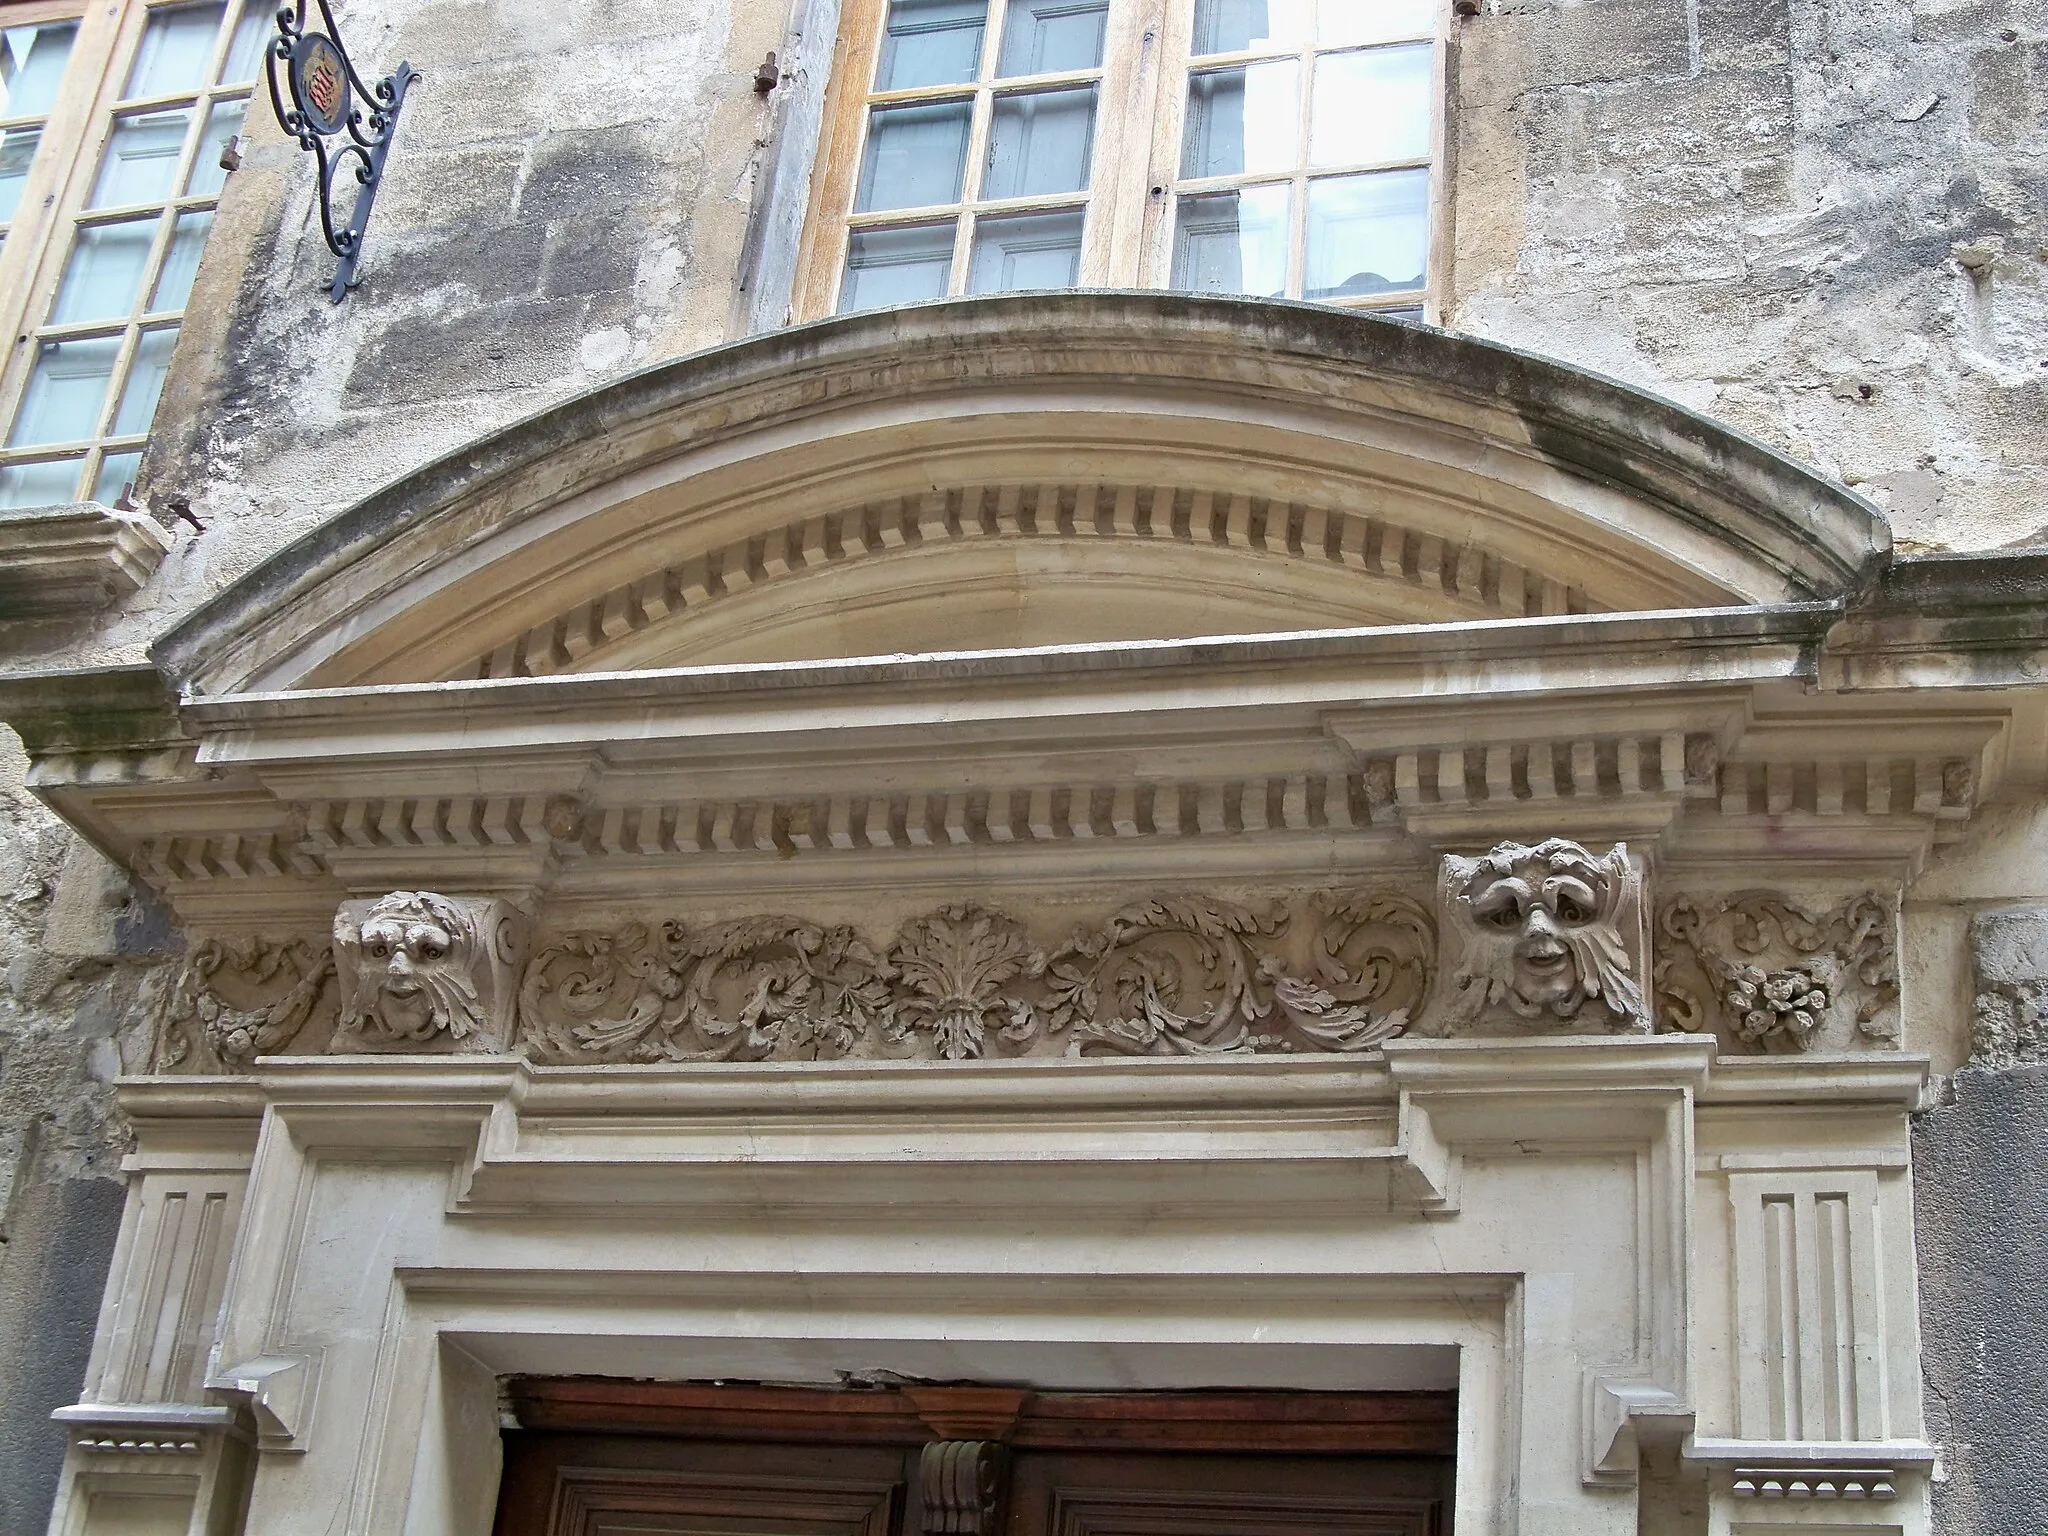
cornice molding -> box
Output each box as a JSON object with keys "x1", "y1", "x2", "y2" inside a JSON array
[{"x1": 0, "y1": 503, "x2": 170, "y2": 618}]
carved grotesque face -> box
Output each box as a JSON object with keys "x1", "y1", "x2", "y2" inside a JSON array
[
  {"x1": 1437, "y1": 838, "x2": 1646, "y2": 1032},
  {"x1": 337, "y1": 891, "x2": 484, "y2": 1043},
  {"x1": 359, "y1": 909, "x2": 455, "y2": 1036},
  {"x1": 1469, "y1": 864, "x2": 1604, "y2": 1011}
]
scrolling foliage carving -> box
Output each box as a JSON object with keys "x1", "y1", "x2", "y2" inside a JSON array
[
  {"x1": 1655, "y1": 892, "x2": 1899, "y2": 1052},
  {"x1": 519, "y1": 892, "x2": 1435, "y2": 1063}
]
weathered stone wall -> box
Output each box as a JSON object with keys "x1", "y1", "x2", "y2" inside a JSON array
[
  {"x1": 0, "y1": 0, "x2": 828, "y2": 1516},
  {"x1": 0, "y1": 730, "x2": 168, "y2": 1535},
  {"x1": 1450, "y1": 0, "x2": 2048, "y2": 549},
  {"x1": 1908, "y1": 814, "x2": 2048, "y2": 1533},
  {"x1": 0, "y1": 0, "x2": 2042, "y2": 1527}
]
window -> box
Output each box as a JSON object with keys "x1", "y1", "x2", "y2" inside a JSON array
[
  {"x1": 0, "y1": 0, "x2": 266, "y2": 510},
  {"x1": 796, "y1": 0, "x2": 1442, "y2": 321}
]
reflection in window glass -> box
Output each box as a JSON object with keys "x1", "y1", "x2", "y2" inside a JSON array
[
  {"x1": 92, "y1": 449, "x2": 140, "y2": 504},
  {"x1": 219, "y1": 1, "x2": 272, "y2": 85},
  {"x1": 185, "y1": 98, "x2": 246, "y2": 197},
  {"x1": 1304, "y1": 167, "x2": 1428, "y2": 298},
  {"x1": 51, "y1": 219, "x2": 158, "y2": 323},
  {"x1": 0, "y1": 456, "x2": 81, "y2": 508},
  {"x1": 0, "y1": 128, "x2": 40, "y2": 222},
  {"x1": 997, "y1": 0, "x2": 1108, "y2": 76},
  {"x1": 112, "y1": 328, "x2": 178, "y2": 435},
  {"x1": 0, "y1": 24, "x2": 77, "y2": 119},
  {"x1": 150, "y1": 210, "x2": 213, "y2": 311},
  {"x1": 877, "y1": 0, "x2": 986, "y2": 90},
  {"x1": 1171, "y1": 184, "x2": 1289, "y2": 297},
  {"x1": 1311, "y1": 45, "x2": 1431, "y2": 166},
  {"x1": 91, "y1": 109, "x2": 192, "y2": 207},
  {"x1": 10, "y1": 336, "x2": 121, "y2": 447},
  {"x1": 969, "y1": 208, "x2": 1084, "y2": 292},
  {"x1": 857, "y1": 100, "x2": 972, "y2": 211},
  {"x1": 1192, "y1": 0, "x2": 1311, "y2": 55},
  {"x1": 985, "y1": 87, "x2": 1096, "y2": 200},
  {"x1": 124, "y1": 3, "x2": 226, "y2": 100},
  {"x1": 1318, "y1": 0, "x2": 1438, "y2": 46},
  {"x1": 841, "y1": 223, "x2": 955, "y2": 312},
  {"x1": 1182, "y1": 61, "x2": 1298, "y2": 179}
]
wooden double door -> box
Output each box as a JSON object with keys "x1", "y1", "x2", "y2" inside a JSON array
[{"x1": 494, "y1": 1382, "x2": 1456, "y2": 1536}]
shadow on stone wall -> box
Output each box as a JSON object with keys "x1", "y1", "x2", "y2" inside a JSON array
[
  {"x1": 1915, "y1": 1062, "x2": 2048, "y2": 1536},
  {"x1": 0, "y1": 1171, "x2": 125, "y2": 1536}
]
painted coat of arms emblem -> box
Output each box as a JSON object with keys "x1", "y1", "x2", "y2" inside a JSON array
[{"x1": 293, "y1": 33, "x2": 351, "y2": 135}]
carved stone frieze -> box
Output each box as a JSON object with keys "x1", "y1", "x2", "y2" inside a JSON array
[
  {"x1": 333, "y1": 891, "x2": 528, "y2": 1051},
  {"x1": 156, "y1": 937, "x2": 337, "y2": 1069},
  {"x1": 1654, "y1": 892, "x2": 1899, "y2": 1052},
  {"x1": 518, "y1": 892, "x2": 1434, "y2": 1063}
]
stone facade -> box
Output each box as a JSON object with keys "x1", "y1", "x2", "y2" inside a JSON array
[{"x1": 0, "y1": 0, "x2": 2042, "y2": 1532}]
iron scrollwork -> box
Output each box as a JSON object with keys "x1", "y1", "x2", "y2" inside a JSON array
[{"x1": 264, "y1": 2, "x2": 416, "y2": 302}]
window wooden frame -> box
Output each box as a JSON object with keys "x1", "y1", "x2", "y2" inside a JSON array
[
  {"x1": 0, "y1": 0, "x2": 263, "y2": 510},
  {"x1": 793, "y1": 0, "x2": 1449, "y2": 323}
]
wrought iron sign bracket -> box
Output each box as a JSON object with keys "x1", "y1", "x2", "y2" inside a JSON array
[{"x1": 264, "y1": 2, "x2": 416, "y2": 303}]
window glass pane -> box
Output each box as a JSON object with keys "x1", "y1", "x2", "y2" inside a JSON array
[
  {"x1": 10, "y1": 336, "x2": 121, "y2": 447},
  {"x1": 91, "y1": 109, "x2": 193, "y2": 207},
  {"x1": 1193, "y1": 0, "x2": 1311, "y2": 54},
  {"x1": 51, "y1": 218, "x2": 158, "y2": 323},
  {"x1": 876, "y1": 0, "x2": 986, "y2": 90},
  {"x1": 1311, "y1": 45, "x2": 1431, "y2": 167},
  {"x1": 1182, "y1": 61, "x2": 1298, "y2": 179},
  {"x1": 0, "y1": 455, "x2": 83, "y2": 507},
  {"x1": 0, "y1": 127, "x2": 39, "y2": 222},
  {"x1": 1318, "y1": 0, "x2": 1438, "y2": 45},
  {"x1": 1305, "y1": 167, "x2": 1428, "y2": 298},
  {"x1": 857, "y1": 100, "x2": 972, "y2": 212},
  {"x1": 125, "y1": 4, "x2": 226, "y2": 99},
  {"x1": 0, "y1": 24, "x2": 77, "y2": 119},
  {"x1": 151, "y1": 209, "x2": 212, "y2": 311},
  {"x1": 969, "y1": 208, "x2": 1084, "y2": 292},
  {"x1": 998, "y1": 0, "x2": 1107, "y2": 76},
  {"x1": 92, "y1": 450, "x2": 141, "y2": 505},
  {"x1": 985, "y1": 87, "x2": 1096, "y2": 200},
  {"x1": 112, "y1": 327, "x2": 178, "y2": 436},
  {"x1": 219, "y1": 0, "x2": 271, "y2": 84},
  {"x1": 1171, "y1": 185, "x2": 1289, "y2": 297},
  {"x1": 840, "y1": 222, "x2": 955, "y2": 312},
  {"x1": 185, "y1": 98, "x2": 246, "y2": 197}
]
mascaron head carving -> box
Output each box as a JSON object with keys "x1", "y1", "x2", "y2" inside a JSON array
[
  {"x1": 1432, "y1": 838, "x2": 1649, "y2": 1034},
  {"x1": 333, "y1": 891, "x2": 523, "y2": 1050}
]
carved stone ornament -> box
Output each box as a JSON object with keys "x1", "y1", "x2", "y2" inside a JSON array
[
  {"x1": 156, "y1": 937, "x2": 337, "y2": 1068},
  {"x1": 333, "y1": 891, "x2": 528, "y2": 1051},
  {"x1": 1423, "y1": 839, "x2": 1651, "y2": 1035},
  {"x1": 1655, "y1": 892, "x2": 1899, "y2": 1052},
  {"x1": 518, "y1": 892, "x2": 1435, "y2": 1063}
]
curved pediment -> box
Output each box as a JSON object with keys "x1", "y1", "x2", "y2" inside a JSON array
[{"x1": 156, "y1": 294, "x2": 1889, "y2": 693}]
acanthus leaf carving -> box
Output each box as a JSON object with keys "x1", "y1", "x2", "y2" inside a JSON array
[
  {"x1": 519, "y1": 890, "x2": 1435, "y2": 1064},
  {"x1": 1654, "y1": 891, "x2": 1899, "y2": 1052}
]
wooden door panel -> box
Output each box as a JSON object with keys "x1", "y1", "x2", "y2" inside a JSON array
[
  {"x1": 493, "y1": 1434, "x2": 916, "y2": 1536},
  {"x1": 550, "y1": 1469, "x2": 900, "y2": 1536},
  {"x1": 1005, "y1": 1452, "x2": 1449, "y2": 1536}
]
